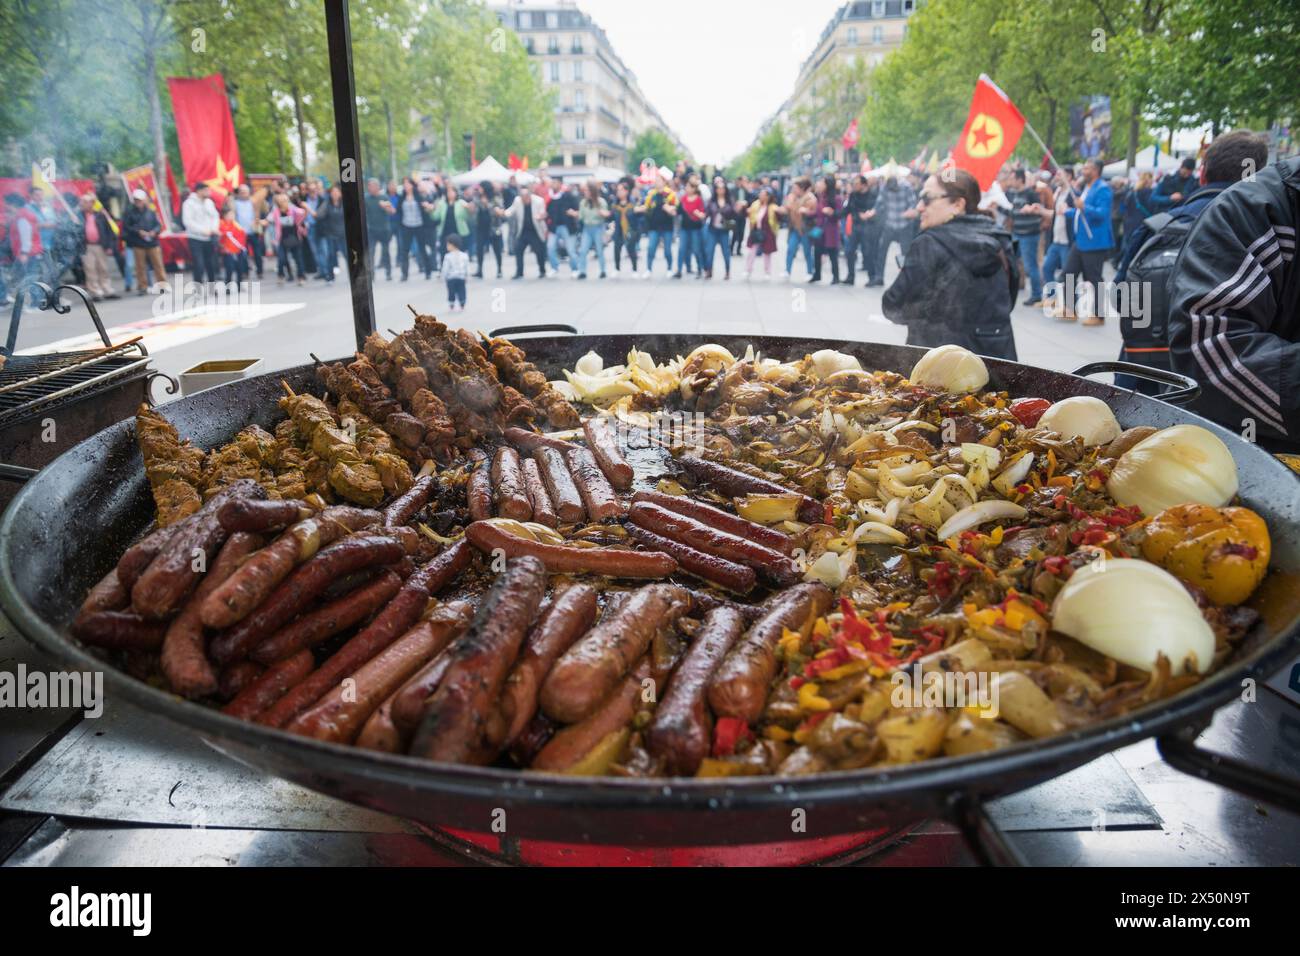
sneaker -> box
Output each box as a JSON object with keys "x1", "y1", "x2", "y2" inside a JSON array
[
  {"x1": 1081, "y1": 315, "x2": 1104, "y2": 327},
  {"x1": 599, "y1": 273, "x2": 606, "y2": 279},
  {"x1": 1023, "y1": 297, "x2": 1042, "y2": 307},
  {"x1": 577, "y1": 273, "x2": 587, "y2": 280}
]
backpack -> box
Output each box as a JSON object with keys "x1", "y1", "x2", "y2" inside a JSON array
[{"x1": 1122, "y1": 187, "x2": 1224, "y2": 350}]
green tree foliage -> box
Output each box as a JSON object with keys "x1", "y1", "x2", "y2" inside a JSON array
[
  {"x1": 749, "y1": 122, "x2": 794, "y2": 173},
  {"x1": 0, "y1": 0, "x2": 555, "y2": 182},
  {"x1": 789, "y1": 55, "x2": 871, "y2": 161},
  {"x1": 627, "y1": 128, "x2": 681, "y2": 173}
]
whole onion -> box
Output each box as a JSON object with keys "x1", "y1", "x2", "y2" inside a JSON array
[
  {"x1": 1107, "y1": 424, "x2": 1238, "y2": 516},
  {"x1": 909, "y1": 345, "x2": 989, "y2": 393}
]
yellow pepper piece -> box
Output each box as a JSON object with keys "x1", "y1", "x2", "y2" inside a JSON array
[
  {"x1": 560, "y1": 728, "x2": 630, "y2": 776},
  {"x1": 798, "y1": 682, "x2": 832, "y2": 712},
  {"x1": 1141, "y1": 503, "x2": 1271, "y2": 605},
  {"x1": 764, "y1": 725, "x2": 793, "y2": 742}
]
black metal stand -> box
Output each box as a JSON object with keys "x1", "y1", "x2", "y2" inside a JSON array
[
  {"x1": 323, "y1": 0, "x2": 376, "y2": 352},
  {"x1": 1158, "y1": 730, "x2": 1300, "y2": 816}
]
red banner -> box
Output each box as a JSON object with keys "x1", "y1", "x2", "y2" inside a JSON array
[
  {"x1": 842, "y1": 119, "x2": 859, "y2": 151},
  {"x1": 166, "y1": 73, "x2": 243, "y2": 203},
  {"x1": 952, "y1": 75, "x2": 1026, "y2": 190},
  {"x1": 122, "y1": 164, "x2": 174, "y2": 232}
]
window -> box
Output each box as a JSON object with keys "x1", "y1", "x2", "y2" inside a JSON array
[
  {"x1": 847, "y1": 27, "x2": 857, "y2": 44},
  {"x1": 545, "y1": 11, "x2": 558, "y2": 28},
  {"x1": 904, "y1": 0, "x2": 914, "y2": 11},
  {"x1": 872, "y1": 0, "x2": 884, "y2": 16},
  {"x1": 547, "y1": 36, "x2": 559, "y2": 54},
  {"x1": 518, "y1": 11, "x2": 531, "y2": 28},
  {"x1": 573, "y1": 60, "x2": 583, "y2": 81},
  {"x1": 872, "y1": 26, "x2": 883, "y2": 43},
  {"x1": 524, "y1": 37, "x2": 534, "y2": 54},
  {"x1": 575, "y1": 121, "x2": 586, "y2": 141},
  {"x1": 549, "y1": 61, "x2": 560, "y2": 83},
  {"x1": 571, "y1": 35, "x2": 583, "y2": 53},
  {"x1": 574, "y1": 89, "x2": 585, "y2": 110}
]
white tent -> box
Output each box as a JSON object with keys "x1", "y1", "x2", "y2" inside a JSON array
[
  {"x1": 451, "y1": 155, "x2": 536, "y2": 187},
  {"x1": 865, "y1": 159, "x2": 911, "y2": 180},
  {"x1": 1104, "y1": 146, "x2": 1182, "y2": 177}
]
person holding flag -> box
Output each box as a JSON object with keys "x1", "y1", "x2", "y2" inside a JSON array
[
  {"x1": 1062, "y1": 158, "x2": 1113, "y2": 326},
  {"x1": 76, "y1": 192, "x2": 119, "y2": 301}
]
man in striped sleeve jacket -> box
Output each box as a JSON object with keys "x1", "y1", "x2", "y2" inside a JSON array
[{"x1": 1168, "y1": 155, "x2": 1300, "y2": 449}]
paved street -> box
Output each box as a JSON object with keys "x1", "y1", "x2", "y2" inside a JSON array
[{"x1": 11, "y1": 244, "x2": 1123, "y2": 399}]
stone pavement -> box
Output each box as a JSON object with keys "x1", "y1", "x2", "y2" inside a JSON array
[{"x1": 10, "y1": 241, "x2": 1123, "y2": 399}]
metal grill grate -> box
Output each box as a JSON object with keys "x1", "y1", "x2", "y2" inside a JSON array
[{"x1": 0, "y1": 339, "x2": 150, "y2": 426}]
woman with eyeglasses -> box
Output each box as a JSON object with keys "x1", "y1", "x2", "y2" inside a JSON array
[{"x1": 881, "y1": 168, "x2": 1020, "y2": 360}]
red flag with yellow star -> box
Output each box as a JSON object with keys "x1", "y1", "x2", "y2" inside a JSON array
[
  {"x1": 951, "y1": 75, "x2": 1025, "y2": 190},
  {"x1": 166, "y1": 74, "x2": 243, "y2": 204}
]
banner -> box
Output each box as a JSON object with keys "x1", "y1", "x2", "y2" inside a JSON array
[
  {"x1": 841, "y1": 119, "x2": 859, "y2": 151},
  {"x1": 952, "y1": 75, "x2": 1026, "y2": 190},
  {"x1": 1069, "y1": 95, "x2": 1111, "y2": 161},
  {"x1": 122, "y1": 164, "x2": 173, "y2": 232},
  {"x1": 166, "y1": 73, "x2": 243, "y2": 202}
]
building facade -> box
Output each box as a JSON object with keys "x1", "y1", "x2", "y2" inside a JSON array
[
  {"x1": 748, "y1": 0, "x2": 916, "y2": 173},
  {"x1": 488, "y1": 1, "x2": 689, "y2": 179}
]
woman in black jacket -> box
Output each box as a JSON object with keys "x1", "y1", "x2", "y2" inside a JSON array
[{"x1": 882, "y1": 169, "x2": 1019, "y2": 360}]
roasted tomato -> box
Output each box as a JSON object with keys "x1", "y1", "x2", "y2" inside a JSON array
[
  {"x1": 1010, "y1": 397, "x2": 1051, "y2": 428},
  {"x1": 1141, "y1": 503, "x2": 1270, "y2": 605}
]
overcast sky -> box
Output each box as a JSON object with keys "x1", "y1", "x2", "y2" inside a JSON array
[{"x1": 513, "y1": 0, "x2": 850, "y2": 163}]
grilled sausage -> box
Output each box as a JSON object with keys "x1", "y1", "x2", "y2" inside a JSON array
[
  {"x1": 676, "y1": 454, "x2": 823, "y2": 524},
  {"x1": 116, "y1": 520, "x2": 187, "y2": 591},
  {"x1": 531, "y1": 446, "x2": 585, "y2": 523},
  {"x1": 632, "y1": 490, "x2": 794, "y2": 554},
  {"x1": 76, "y1": 568, "x2": 129, "y2": 621},
  {"x1": 522, "y1": 457, "x2": 557, "y2": 528},
  {"x1": 504, "y1": 426, "x2": 578, "y2": 454},
  {"x1": 378, "y1": 601, "x2": 477, "y2": 734},
  {"x1": 565, "y1": 446, "x2": 622, "y2": 520},
  {"x1": 466, "y1": 450, "x2": 493, "y2": 522},
  {"x1": 161, "y1": 531, "x2": 264, "y2": 698},
  {"x1": 494, "y1": 584, "x2": 599, "y2": 749},
  {"x1": 222, "y1": 649, "x2": 314, "y2": 720},
  {"x1": 356, "y1": 690, "x2": 405, "y2": 752},
  {"x1": 625, "y1": 523, "x2": 757, "y2": 594},
  {"x1": 708, "y1": 582, "x2": 834, "y2": 723},
  {"x1": 217, "y1": 660, "x2": 264, "y2": 701},
  {"x1": 217, "y1": 497, "x2": 313, "y2": 533},
  {"x1": 628, "y1": 501, "x2": 799, "y2": 587},
  {"x1": 199, "y1": 505, "x2": 380, "y2": 629},
  {"x1": 288, "y1": 615, "x2": 461, "y2": 744},
  {"x1": 131, "y1": 479, "x2": 267, "y2": 619},
  {"x1": 70, "y1": 610, "x2": 167, "y2": 651},
  {"x1": 248, "y1": 569, "x2": 403, "y2": 665},
  {"x1": 209, "y1": 534, "x2": 406, "y2": 665},
  {"x1": 582, "y1": 417, "x2": 634, "y2": 490},
  {"x1": 492, "y1": 446, "x2": 532, "y2": 521},
  {"x1": 645, "y1": 605, "x2": 745, "y2": 775},
  {"x1": 540, "y1": 583, "x2": 690, "y2": 724},
  {"x1": 465, "y1": 520, "x2": 676, "y2": 579},
  {"x1": 382, "y1": 473, "x2": 436, "y2": 527},
  {"x1": 408, "y1": 557, "x2": 548, "y2": 764},
  {"x1": 254, "y1": 571, "x2": 472, "y2": 731},
  {"x1": 532, "y1": 655, "x2": 654, "y2": 773}
]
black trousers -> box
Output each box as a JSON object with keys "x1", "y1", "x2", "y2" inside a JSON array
[
  {"x1": 1064, "y1": 246, "x2": 1108, "y2": 317},
  {"x1": 188, "y1": 237, "x2": 218, "y2": 284},
  {"x1": 613, "y1": 228, "x2": 639, "y2": 271},
  {"x1": 812, "y1": 244, "x2": 840, "y2": 282},
  {"x1": 369, "y1": 231, "x2": 392, "y2": 278},
  {"x1": 397, "y1": 224, "x2": 426, "y2": 279},
  {"x1": 514, "y1": 229, "x2": 546, "y2": 277},
  {"x1": 475, "y1": 233, "x2": 503, "y2": 276},
  {"x1": 731, "y1": 218, "x2": 746, "y2": 254},
  {"x1": 844, "y1": 227, "x2": 874, "y2": 281},
  {"x1": 417, "y1": 224, "x2": 438, "y2": 275},
  {"x1": 247, "y1": 232, "x2": 265, "y2": 277}
]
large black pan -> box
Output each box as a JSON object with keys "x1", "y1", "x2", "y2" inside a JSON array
[{"x1": 3, "y1": 334, "x2": 1298, "y2": 847}]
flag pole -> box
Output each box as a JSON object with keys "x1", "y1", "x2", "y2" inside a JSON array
[{"x1": 1022, "y1": 116, "x2": 1091, "y2": 239}]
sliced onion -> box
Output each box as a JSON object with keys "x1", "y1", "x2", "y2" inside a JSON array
[
  {"x1": 992, "y1": 452, "x2": 1035, "y2": 495},
  {"x1": 852, "y1": 521, "x2": 908, "y2": 545},
  {"x1": 936, "y1": 500, "x2": 1027, "y2": 542},
  {"x1": 960, "y1": 443, "x2": 1002, "y2": 471}
]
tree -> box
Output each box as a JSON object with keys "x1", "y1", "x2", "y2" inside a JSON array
[
  {"x1": 750, "y1": 122, "x2": 794, "y2": 173},
  {"x1": 627, "y1": 128, "x2": 680, "y2": 173},
  {"x1": 789, "y1": 55, "x2": 871, "y2": 163}
]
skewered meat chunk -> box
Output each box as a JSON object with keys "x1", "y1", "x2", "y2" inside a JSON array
[
  {"x1": 485, "y1": 336, "x2": 581, "y2": 429},
  {"x1": 135, "y1": 405, "x2": 204, "y2": 526}
]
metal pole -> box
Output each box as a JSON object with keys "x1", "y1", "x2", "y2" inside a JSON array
[{"x1": 323, "y1": 0, "x2": 376, "y2": 350}]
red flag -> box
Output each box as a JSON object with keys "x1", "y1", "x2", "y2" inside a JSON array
[
  {"x1": 841, "y1": 118, "x2": 859, "y2": 151},
  {"x1": 508, "y1": 152, "x2": 521, "y2": 170},
  {"x1": 166, "y1": 74, "x2": 243, "y2": 204},
  {"x1": 951, "y1": 75, "x2": 1025, "y2": 190},
  {"x1": 165, "y1": 159, "x2": 181, "y2": 219},
  {"x1": 122, "y1": 164, "x2": 174, "y2": 232}
]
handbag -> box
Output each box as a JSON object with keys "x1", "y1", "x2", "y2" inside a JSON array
[{"x1": 809, "y1": 225, "x2": 824, "y2": 241}]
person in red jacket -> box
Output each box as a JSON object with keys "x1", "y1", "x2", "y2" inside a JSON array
[
  {"x1": 4, "y1": 192, "x2": 46, "y2": 291},
  {"x1": 218, "y1": 207, "x2": 249, "y2": 287}
]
